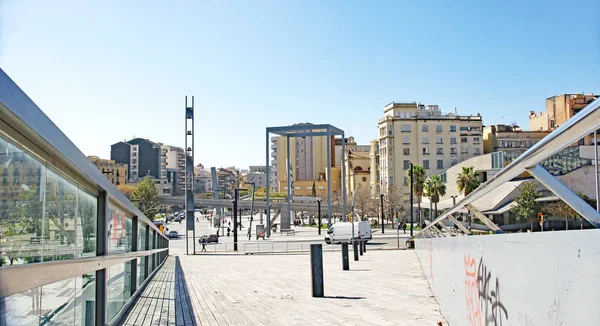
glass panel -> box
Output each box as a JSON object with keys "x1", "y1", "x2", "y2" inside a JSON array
[
  {"x1": 107, "y1": 262, "x2": 132, "y2": 322},
  {"x1": 108, "y1": 205, "x2": 132, "y2": 254},
  {"x1": 0, "y1": 287, "x2": 41, "y2": 325},
  {"x1": 43, "y1": 169, "x2": 78, "y2": 262},
  {"x1": 78, "y1": 189, "x2": 97, "y2": 258},
  {"x1": 40, "y1": 276, "x2": 76, "y2": 324},
  {"x1": 137, "y1": 226, "x2": 147, "y2": 286},
  {"x1": 0, "y1": 135, "x2": 46, "y2": 267}
]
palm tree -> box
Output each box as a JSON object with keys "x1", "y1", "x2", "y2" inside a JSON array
[
  {"x1": 406, "y1": 164, "x2": 426, "y2": 223},
  {"x1": 456, "y1": 166, "x2": 480, "y2": 196},
  {"x1": 424, "y1": 175, "x2": 446, "y2": 218},
  {"x1": 456, "y1": 166, "x2": 480, "y2": 226}
]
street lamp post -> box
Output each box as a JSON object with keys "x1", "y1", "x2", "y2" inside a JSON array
[
  {"x1": 410, "y1": 162, "x2": 414, "y2": 237},
  {"x1": 380, "y1": 194, "x2": 385, "y2": 234},
  {"x1": 450, "y1": 195, "x2": 457, "y2": 232},
  {"x1": 247, "y1": 182, "x2": 256, "y2": 240},
  {"x1": 351, "y1": 185, "x2": 359, "y2": 261}
]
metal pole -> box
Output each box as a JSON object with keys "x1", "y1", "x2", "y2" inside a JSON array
[
  {"x1": 265, "y1": 130, "x2": 271, "y2": 237},
  {"x1": 380, "y1": 194, "x2": 385, "y2": 234},
  {"x1": 248, "y1": 183, "x2": 255, "y2": 240},
  {"x1": 287, "y1": 136, "x2": 292, "y2": 230},
  {"x1": 410, "y1": 162, "x2": 414, "y2": 237},
  {"x1": 239, "y1": 208, "x2": 242, "y2": 230},
  {"x1": 595, "y1": 130, "x2": 599, "y2": 212},
  {"x1": 233, "y1": 189, "x2": 238, "y2": 251},
  {"x1": 341, "y1": 133, "x2": 347, "y2": 221},
  {"x1": 326, "y1": 131, "x2": 332, "y2": 228},
  {"x1": 318, "y1": 199, "x2": 322, "y2": 235},
  {"x1": 351, "y1": 185, "x2": 358, "y2": 259}
]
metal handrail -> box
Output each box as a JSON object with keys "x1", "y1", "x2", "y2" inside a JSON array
[
  {"x1": 0, "y1": 248, "x2": 168, "y2": 297},
  {"x1": 418, "y1": 97, "x2": 600, "y2": 236}
]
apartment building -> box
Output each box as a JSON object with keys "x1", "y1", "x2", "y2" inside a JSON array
[
  {"x1": 529, "y1": 93, "x2": 599, "y2": 146},
  {"x1": 378, "y1": 102, "x2": 483, "y2": 198},
  {"x1": 88, "y1": 156, "x2": 128, "y2": 186},
  {"x1": 343, "y1": 137, "x2": 372, "y2": 196},
  {"x1": 162, "y1": 145, "x2": 186, "y2": 195},
  {"x1": 483, "y1": 124, "x2": 549, "y2": 155},
  {"x1": 111, "y1": 138, "x2": 166, "y2": 182}
]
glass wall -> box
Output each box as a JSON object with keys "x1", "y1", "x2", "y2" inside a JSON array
[
  {"x1": 0, "y1": 273, "x2": 95, "y2": 325},
  {"x1": 106, "y1": 204, "x2": 133, "y2": 322}
]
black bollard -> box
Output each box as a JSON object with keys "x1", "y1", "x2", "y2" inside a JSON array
[
  {"x1": 359, "y1": 239, "x2": 364, "y2": 256},
  {"x1": 363, "y1": 240, "x2": 367, "y2": 253},
  {"x1": 341, "y1": 242, "x2": 349, "y2": 270},
  {"x1": 310, "y1": 244, "x2": 324, "y2": 297},
  {"x1": 353, "y1": 240, "x2": 359, "y2": 261}
]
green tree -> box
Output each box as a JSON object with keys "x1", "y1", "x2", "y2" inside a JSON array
[
  {"x1": 510, "y1": 181, "x2": 541, "y2": 222},
  {"x1": 131, "y1": 176, "x2": 160, "y2": 220},
  {"x1": 407, "y1": 164, "x2": 426, "y2": 222},
  {"x1": 456, "y1": 166, "x2": 480, "y2": 196},
  {"x1": 543, "y1": 193, "x2": 596, "y2": 228},
  {"x1": 311, "y1": 181, "x2": 317, "y2": 197},
  {"x1": 8, "y1": 186, "x2": 44, "y2": 236},
  {"x1": 424, "y1": 175, "x2": 446, "y2": 218}
]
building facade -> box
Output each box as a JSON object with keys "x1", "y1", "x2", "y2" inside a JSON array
[
  {"x1": 88, "y1": 156, "x2": 128, "y2": 186},
  {"x1": 483, "y1": 124, "x2": 549, "y2": 155},
  {"x1": 529, "y1": 94, "x2": 598, "y2": 132},
  {"x1": 344, "y1": 137, "x2": 372, "y2": 197},
  {"x1": 111, "y1": 138, "x2": 166, "y2": 182},
  {"x1": 378, "y1": 102, "x2": 484, "y2": 197},
  {"x1": 162, "y1": 145, "x2": 186, "y2": 195}
]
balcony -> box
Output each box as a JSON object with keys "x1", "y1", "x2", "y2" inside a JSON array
[
  {"x1": 271, "y1": 152, "x2": 277, "y2": 157},
  {"x1": 271, "y1": 159, "x2": 277, "y2": 165}
]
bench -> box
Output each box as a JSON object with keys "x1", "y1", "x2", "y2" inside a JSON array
[
  {"x1": 30, "y1": 236, "x2": 49, "y2": 244},
  {"x1": 280, "y1": 229, "x2": 296, "y2": 236}
]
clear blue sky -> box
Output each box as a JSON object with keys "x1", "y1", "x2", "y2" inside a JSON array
[{"x1": 2, "y1": 0, "x2": 599, "y2": 169}]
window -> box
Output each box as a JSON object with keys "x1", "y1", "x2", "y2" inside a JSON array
[
  {"x1": 451, "y1": 148, "x2": 457, "y2": 154},
  {"x1": 436, "y1": 125, "x2": 443, "y2": 132},
  {"x1": 422, "y1": 125, "x2": 429, "y2": 132},
  {"x1": 403, "y1": 176, "x2": 408, "y2": 185},
  {"x1": 461, "y1": 137, "x2": 468, "y2": 143},
  {"x1": 401, "y1": 125, "x2": 411, "y2": 132},
  {"x1": 380, "y1": 128, "x2": 386, "y2": 137},
  {"x1": 423, "y1": 160, "x2": 430, "y2": 169},
  {"x1": 436, "y1": 148, "x2": 443, "y2": 155},
  {"x1": 389, "y1": 176, "x2": 394, "y2": 186},
  {"x1": 403, "y1": 148, "x2": 410, "y2": 155},
  {"x1": 450, "y1": 125, "x2": 457, "y2": 132},
  {"x1": 460, "y1": 126, "x2": 469, "y2": 131},
  {"x1": 422, "y1": 137, "x2": 429, "y2": 144},
  {"x1": 388, "y1": 126, "x2": 393, "y2": 135},
  {"x1": 403, "y1": 160, "x2": 410, "y2": 170},
  {"x1": 402, "y1": 136, "x2": 410, "y2": 144},
  {"x1": 362, "y1": 177, "x2": 367, "y2": 182},
  {"x1": 422, "y1": 147, "x2": 430, "y2": 154},
  {"x1": 450, "y1": 137, "x2": 457, "y2": 144},
  {"x1": 451, "y1": 159, "x2": 458, "y2": 166},
  {"x1": 437, "y1": 160, "x2": 444, "y2": 169},
  {"x1": 473, "y1": 137, "x2": 480, "y2": 143},
  {"x1": 436, "y1": 137, "x2": 443, "y2": 144},
  {"x1": 550, "y1": 120, "x2": 556, "y2": 128}
]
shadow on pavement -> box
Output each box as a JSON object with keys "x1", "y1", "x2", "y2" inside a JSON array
[
  {"x1": 323, "y1": 296, "x2": 366, "y2": 300},
  {"x1": 175, "y1": 256, "x2": 197, "y2": 326}
]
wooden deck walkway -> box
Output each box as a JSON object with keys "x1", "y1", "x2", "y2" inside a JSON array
[{"x1": 123, "y1": 256, "x2": 195, "y2": 326}]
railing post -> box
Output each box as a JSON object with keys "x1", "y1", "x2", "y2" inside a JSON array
[
  {"x1": 95, "y1": 191, "x2": 108, "y2": 326},
  {"x1": 145, "y1": 226, "x2": 150, "y2": 281},
  {"x1": 130, "y1": 215, "x2": 138, "y2": 297}
]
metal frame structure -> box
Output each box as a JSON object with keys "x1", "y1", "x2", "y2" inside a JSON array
[
  {"x1": 265, "y1": 124, "x2": 347, "y2": 237},
  {"x1": 0, "y1": 68, "x2": 169, "y2": 325},
  {"x1": 185, "y1": 96, "x2": 195, "y2": 254},
  {"x1": 417, "y1": 97, "x2": 600, "y2": 237}
]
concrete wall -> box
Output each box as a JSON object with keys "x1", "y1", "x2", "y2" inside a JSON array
[{"x1": 415, "y1": 230, "x2": 600, "y2": 325}]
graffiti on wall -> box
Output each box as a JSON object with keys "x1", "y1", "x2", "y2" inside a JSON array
[{"x1": 464, "y1": 254, "x2": 508, "y2": 326}]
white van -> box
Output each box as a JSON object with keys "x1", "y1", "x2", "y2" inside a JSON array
[{"x1": 324, "y1": 221, "x2": 372, "y2": 244}]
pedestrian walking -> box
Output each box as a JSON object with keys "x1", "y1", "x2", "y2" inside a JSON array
[
  {"x1": 227, "y1": 227, "x2": 231, "y2": 237},
  {"x1": 201, "y1": 238, "x2": 207, "y2": 252},
  {"x1": 402, "y1": 222, "x2": 407, "y2": 234}
]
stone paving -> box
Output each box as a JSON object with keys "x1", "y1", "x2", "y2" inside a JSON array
[{"x1": 177, "y1": 249, "x2": 446, "y2": 325}]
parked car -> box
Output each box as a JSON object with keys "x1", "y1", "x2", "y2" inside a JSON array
[
  {"x1": 200, "y1": 235, "x2": 209, "y2": 241},
  {"x1": 168, "y1": 231, "x2": 179, "y2": 239},
  {"x1": 207, "y1": 234, "x2": 219, "y2": 243},
  {"x1": 173, "y1": 216, "x2": 181, "y2": 222}
]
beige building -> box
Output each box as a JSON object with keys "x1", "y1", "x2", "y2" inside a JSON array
[
  {"x1": 378, "y1": 102, "x2": 483, "y2": 198},
  {"x1": 483, "y1": 124, "x2": 549, "y2": 155},
  {"x1": 162, "y1": 145, "x2": 186, "y2": 195},
  {"x1": 342, "y1": 137, "x2": 372, "y2": 197},
  {"x1": 271, "y1": 123, "x2": 336, "y2": 195},
  {"x1": 529, "y1": 93, "x2": 598, "y2": 131},
  {"x1": 88, "y1": 156, "x2": 128, "y2": 186}
]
